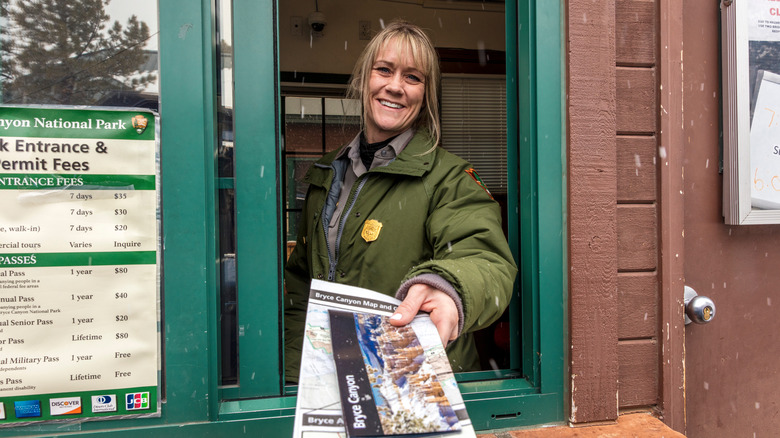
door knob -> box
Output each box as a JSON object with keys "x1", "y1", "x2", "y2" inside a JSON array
[{"x1": 684, "y1": 285, "x2": 716, "y2": 325}]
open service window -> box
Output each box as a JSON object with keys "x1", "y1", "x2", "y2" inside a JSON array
[
  {"x1": 216, "y1": 0, "x2": 565, "y2": 432},
  {"x1": 273, "y1": 2, "x2": 520, "y2": 383}
]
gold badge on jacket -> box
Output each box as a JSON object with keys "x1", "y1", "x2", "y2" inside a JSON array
[{"x1": 361, "y1": 219, "x2": 383, "y2": 242}]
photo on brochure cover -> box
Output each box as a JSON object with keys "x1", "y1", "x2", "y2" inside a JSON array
[{"x1": 329, "y1": 309, "x2": 462, "y2": 436}]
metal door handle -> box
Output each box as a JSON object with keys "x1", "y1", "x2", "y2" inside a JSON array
[{"x1": 684, "y1": 286, "x2": 716, "y2": 325}]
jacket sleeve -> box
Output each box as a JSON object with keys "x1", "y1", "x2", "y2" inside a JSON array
[
  {"x1": 403, "y1": 158, "x2": 518, "y2": 334},
  {"x1": 283, "y1": 191, "x2": 314, "y2": 383}
]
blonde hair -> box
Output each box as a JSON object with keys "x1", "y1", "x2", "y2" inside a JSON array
[{"x1": 347, "y1": 20, "x2": 441, "y2": 148}]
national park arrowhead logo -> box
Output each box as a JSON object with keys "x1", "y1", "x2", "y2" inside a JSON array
[{"x1": 131, "y1": 115, "x2": 148, "y2": 134}]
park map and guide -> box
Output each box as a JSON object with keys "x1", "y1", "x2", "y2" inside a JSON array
[{"x1": 292, "y1": 280, "x2": 477, "y2": 438}]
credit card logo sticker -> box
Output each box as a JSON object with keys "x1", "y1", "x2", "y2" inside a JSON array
[
  {"x1": 0, "y1": 402, "x2": 5, "y2": 420},
  {"x1": 14, "y1": 400, "x2": 41, "y2": 418},
  {"x1": 50, "y1": 397, "x2": 82, "y2": 416},
  {"x1": 125, "y1": 392, "x2": 149, "y2": 410},
  {"x1": 91, "y1": 395, "x2": 117, "y2": 413}
]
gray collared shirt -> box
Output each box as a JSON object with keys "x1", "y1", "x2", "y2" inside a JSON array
[{"x1": 327, "y1": 128, "x2": 416, "y2": 254}]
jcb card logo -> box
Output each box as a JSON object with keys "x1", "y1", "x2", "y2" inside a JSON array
[
  {"x1": 125, "y1": 392, "x2": 150, "y2": 410},
  {"x1": 91, "y1": 395, "x2": 117, "y2": 413},
  {"x1": 49, "y1": 397, "x2": 82, "y2": 416}
]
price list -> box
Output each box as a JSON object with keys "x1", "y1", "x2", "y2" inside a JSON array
[{"x1": 0, "y1": 106, "x2": 159, "y2": 423}]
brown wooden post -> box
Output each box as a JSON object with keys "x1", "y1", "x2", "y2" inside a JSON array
[
  {"x1": 658, "y1": 0, "x2": 687, "y2": 432},
  {"x1": 567, "y1": 0, "x2": 619, "y2": 424}
]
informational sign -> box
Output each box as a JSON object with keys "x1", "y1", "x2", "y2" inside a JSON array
[
  {"x1": 723, "y1": 0, "x2": 780, "y2": 222},
  {"x1": 748, "y1": 2, "x2": 780, "y2": 210},
  {"x1": 749, "y1": 0, "x2": 780, "y2": 42},
  {"x1": 0, "y1": 106, "x2": 160, "y2": 425},
  {"x1": 750, "y1": 71, "x2": 780, "y2": 209}
]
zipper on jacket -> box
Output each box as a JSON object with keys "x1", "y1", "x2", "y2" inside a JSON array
[
  {"x1": 326, "y1": 176, "x2": 369, "y2": 281},
  {"x1": 318, "y1": 161, "x2": 343, "y2": 279}
]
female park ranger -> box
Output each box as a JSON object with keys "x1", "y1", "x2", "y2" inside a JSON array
[{"x1": 284, "y1": 20, "x2": 517, "y2": 380}]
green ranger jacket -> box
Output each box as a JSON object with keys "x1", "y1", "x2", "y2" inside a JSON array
[{"x1": 284, "y1": 131, "x2": 517, "y2": 381}]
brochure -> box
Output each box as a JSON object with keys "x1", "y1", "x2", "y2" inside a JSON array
[{"x1": 292, "y1": 279, "x2": 476, "y2": 438}]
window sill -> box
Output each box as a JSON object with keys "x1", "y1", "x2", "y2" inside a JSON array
[
  {"x1": 217, "y1": 376, "x2": 562, "y2": 430},
  {"x1": 476, "y1": 412, "x2": 683, "y2": 438}
]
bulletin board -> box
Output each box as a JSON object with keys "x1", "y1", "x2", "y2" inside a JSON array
[{"x1": 722, "y1": 0, "x2": 780, "y2": 224}]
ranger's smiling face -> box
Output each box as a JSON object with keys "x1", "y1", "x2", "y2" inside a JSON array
[{"x1": 364, "y1": 40, "x2": 426, "y2": 143}]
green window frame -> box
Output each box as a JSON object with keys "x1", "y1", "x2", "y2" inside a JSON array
[{"x1": 0, "y1": 0, "x2": 565, "y2": 436}]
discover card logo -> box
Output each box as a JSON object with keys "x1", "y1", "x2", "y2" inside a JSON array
[
  {"x1": 49, "y1": 397, "x2": 82, "y2": 416},
  {"x1": 91, "y1": 394, "x2": 117, "y2": 413},
  {"x1": 125, "y1": 392, "x2": 149, "y2": 410}
]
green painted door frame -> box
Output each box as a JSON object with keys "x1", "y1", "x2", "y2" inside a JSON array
[{"x1": 0, "y1": 1, "x2": 566, "y2": 436}]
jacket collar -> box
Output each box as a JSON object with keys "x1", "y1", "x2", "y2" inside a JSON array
[
  {"x1": 305, "y1": 130, "x2": 436, "y2": 187},
  {"x1": 371, "y1": 130, "x2": 435, "y2": 177}
]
